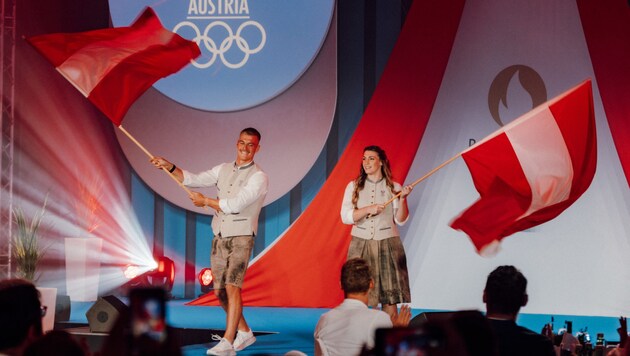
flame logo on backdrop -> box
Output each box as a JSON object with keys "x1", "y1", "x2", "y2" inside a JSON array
[{"x1": 488, "y1": 65, "x2": 547, "y2": 126}]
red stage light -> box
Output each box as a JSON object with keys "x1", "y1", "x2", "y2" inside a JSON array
[
  {"x1": 198, "y1": 268, "x2": 213, "y2": 294},
  {"x1": 121, "y1": 257, "x2": 175, "y2": 295},
  {"x1": 149, "y1": 256, "x2": 175, "y2": 292},
  {"x1": 198, "y1": 268, "x2": 213, "y2": 286}
]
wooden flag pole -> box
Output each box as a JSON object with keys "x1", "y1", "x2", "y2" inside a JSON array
[
  {"x1": 381, "y1": 152, "x2": 462, "y2": 208},
  {"x1": 117, "y1": 125, "x2": 193, "y2": 196}
]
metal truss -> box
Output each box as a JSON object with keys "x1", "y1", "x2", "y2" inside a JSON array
[{"x1": 0, "y1": 0, "x2": 16, "y2": 278}]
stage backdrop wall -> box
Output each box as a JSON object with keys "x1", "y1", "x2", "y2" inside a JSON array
[
  {"x1": 13, "y1": 0, "x2": 407, "y2": 298},
  {"x1": 398, "y1": 0, "x2": 630, "y2": 317},
  {"x1": 11, "y1": 0, "x2": 629, "y2": 317}
]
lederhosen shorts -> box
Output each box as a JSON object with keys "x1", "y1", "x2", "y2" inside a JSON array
[{"x1": 210, "y1": 234, "x2": 254, "y2": 289}]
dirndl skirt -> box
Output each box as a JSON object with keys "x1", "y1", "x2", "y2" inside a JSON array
[{"x1": 347, "y1": 235, "x2": 411, "y2": 307}]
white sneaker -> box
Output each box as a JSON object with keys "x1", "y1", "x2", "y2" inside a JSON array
[
  {"x1": 206, "y1": 337, "x2": 236, "y2": 356},
  {"x1": 233, "y1": 329, "x2": 256, "y2": 351}
]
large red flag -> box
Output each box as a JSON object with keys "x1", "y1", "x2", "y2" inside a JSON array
[
  {"x1": 450, "y1": 80, "x2": 597, "y2": 255},
  {"x1": 26, "y1": 7, "x2": 200, "y2": 125}
]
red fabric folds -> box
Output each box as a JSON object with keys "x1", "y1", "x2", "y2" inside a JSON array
[
  {"x1": 188, "y1": 0, "x2": 466, "y2": 307},
  {"x1": 450, "y1": 80, "x2": 597, "y2": 254},
  {"x1": 26, "y1": 7, "x2": 200, "y2": 125},
  {"x1": 577, "y1": 0, "x2": 630, "y2": 187}
]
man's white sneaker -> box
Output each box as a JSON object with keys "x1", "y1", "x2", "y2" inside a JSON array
[
  {"x1": 206, "y1": 337, "x2": 236, "y2": 356},
  {"x1": 233, "y1": 329, "x2": 256, "y2": 351}
]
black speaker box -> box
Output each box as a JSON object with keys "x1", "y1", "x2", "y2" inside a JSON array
[
  {"x1": 85, "y1": 295, "x2": 128, "y2": 333},
  {"x1": 55, "y1": 294, "x2": 71, "y2": 322},
  {"x1": 409, "y1": 311, "x2": 456, "y2": 327}
]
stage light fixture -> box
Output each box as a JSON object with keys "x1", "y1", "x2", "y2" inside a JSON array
[
  {"x1": 122, "y1": 257, "x2": 175, "y2": 293},
  {"x1": 124, "y1": 265, "x2": 141, "y2": 280},
  {"x1": 198, "y1": 267, "x2": 213, "y2": 294},
  {"x1": 122, "y1": 265, "x2": 151, "y2": 291},
  {"x1": 146, "y1": 256, "x2": 175, "y2": 292}
]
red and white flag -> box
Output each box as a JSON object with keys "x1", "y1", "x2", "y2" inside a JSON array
[
  {"x1": 26, "y1": 7, "x2": 200, "y2": 125},
  {"x1": 450, "y1": 80, "x2": 597, "y2": 255}
]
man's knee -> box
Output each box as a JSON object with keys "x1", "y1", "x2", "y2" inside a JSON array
[{"x1": 225, "y1": 284, "x2": 242, "y2": 299}]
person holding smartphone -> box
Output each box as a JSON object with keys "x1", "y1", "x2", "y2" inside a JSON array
[
  {"x1": 314, "y1": 258, "x2": 411, "y2": 356},
  {"x1": 152, "y1": 128, "x2": 268, "y2": 356},
  {"x1": 130, "y1": 288, "x2": 167, "y2": 346}
]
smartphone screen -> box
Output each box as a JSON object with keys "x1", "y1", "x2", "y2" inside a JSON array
[
  {"x1": 375, "y1": 327, "x2": 440, "y2": 355},
  {"x1": 130, "y1": 287, "x2": 167, "y2": 344}
]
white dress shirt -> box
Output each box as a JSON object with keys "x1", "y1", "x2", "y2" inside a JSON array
[
  {"x1": 182, "y1": 161, "x2": 268, "y2": 214},
  {"x1": 314, "y1": 298, "x2": 392, "y2": 356}
]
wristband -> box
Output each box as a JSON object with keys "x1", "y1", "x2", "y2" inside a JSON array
[{"x1": 168, "y1": 164, "x2": 176, "y2": 173}]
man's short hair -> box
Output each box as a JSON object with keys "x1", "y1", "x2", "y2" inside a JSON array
[
  {"x1": 484, "y1": 265, "x2": 527, "y2": 315},
  {"x1": 241, "y1": 127, "x2": 261, "y2": 141},
  {"x1": 0, "y1": 279, "x2": 43, "y2": 350},
  {"x1": 341, "y1": 258, "x2": 372, "y2": 295}
]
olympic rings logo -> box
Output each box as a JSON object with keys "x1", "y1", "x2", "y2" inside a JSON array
[{"x1": 173, "y1": 21, "x2": 266, "y2": 69}]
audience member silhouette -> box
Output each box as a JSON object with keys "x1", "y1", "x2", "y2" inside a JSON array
[
  {"x1": 314, "y1": 258, "x2": 411, "y2": 356},
  {"x1": 100, "y1": 300, "x2": 181, "y2": 356},
  {"x1": 379, "y1": 310, "x2": 497, "y2": 356},
  {"x1": 23, "y1": 330, "x2": 87, "y2": 356},
  {"x1": 0, "y1": 278, "x2": 44, "y2": 356},
  {"x1": 450, "y1": 310, "x2": 499, "y2": 356},
  {"x1": 403, "y1": 315, "x2": 470, "y2": 356},
  {"x1": 619, "y1": 316, "x2": 629, "y2": 354},
  {"x1": 608, "y1": 316, "x2": 630, "y2": 356},
  {"x1": 483, "y1": 265, "x2": 555, "y2": 356}
]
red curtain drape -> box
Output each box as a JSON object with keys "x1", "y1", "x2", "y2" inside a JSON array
[
  {"x1": 188, "y1": 0, "x2": 466, "y2": 308},
  {"x1": 577, "y1": 0, "x2": 630, "y2": 187}
]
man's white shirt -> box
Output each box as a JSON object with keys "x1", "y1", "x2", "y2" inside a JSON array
[{"x1": 314, "y1": 298, "x2": 392, "y2": 356}]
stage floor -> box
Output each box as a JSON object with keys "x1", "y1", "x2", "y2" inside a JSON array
[
  {"x1": 68, "y1": 299, "x2": 326, "y2": 355},
  {"x1": 65, "y1": 299, "x2": 623, "y2": 355}
]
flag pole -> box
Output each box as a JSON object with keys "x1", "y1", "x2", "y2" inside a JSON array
[
  {"x1": 117, "y1": 125, "x2": 193, "y2": 196},
  {"x1": 382, "y1": 152, "x2": 462, "y2": 207}
]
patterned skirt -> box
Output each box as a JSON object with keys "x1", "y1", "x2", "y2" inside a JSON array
[{"x1": 347, "y1": 235, "x2": 411, "y2": 307}]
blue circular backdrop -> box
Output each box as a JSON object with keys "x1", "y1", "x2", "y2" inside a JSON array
[{"x1": 108, "y1": 0, "x2": 335, "y2": 112}]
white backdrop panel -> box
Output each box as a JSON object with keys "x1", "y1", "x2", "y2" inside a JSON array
[{"x1": 400, "y1": 0, "x2": 630, "y2": 317}]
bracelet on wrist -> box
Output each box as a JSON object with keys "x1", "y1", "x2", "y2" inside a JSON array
[{"x1": 168, "y1": 164, "x2": 176, "y2": 173}]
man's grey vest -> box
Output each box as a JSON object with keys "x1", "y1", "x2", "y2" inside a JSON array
[{"x1": 211, "y1": 162, "x2": 265, "y2": 237}]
